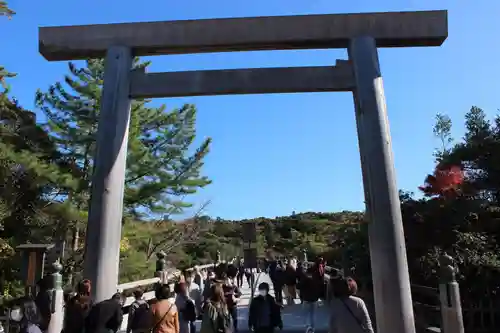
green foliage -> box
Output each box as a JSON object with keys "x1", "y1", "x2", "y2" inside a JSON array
[
  {"x1": 433, "y1": 113, "x2": 453, "y2": 160},
  {"x1": 0, "y1": 1, "x2": 15, "y2": 93},
  {"x1": 35, "y1": 59, "x2": 212, "y2": 218},
  {"x1": 0, "y1": 1, "x2": 14, "y2": 18},
  {"x1": 0, "y1": 94, "x2": 77, "y2": 296}
]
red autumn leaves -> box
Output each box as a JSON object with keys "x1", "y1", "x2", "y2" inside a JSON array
[{"x1": 419, "y1": 164, "x2": 464, "y2": 198}]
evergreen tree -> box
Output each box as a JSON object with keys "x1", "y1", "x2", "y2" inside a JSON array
[
  {"x1": 35, "y1": 58, "x2": 212, "y2": 218},
  {"x1": 0, "y1": 95, "x2": 79, "y2": 292},
  {"x1": 0, "y1": 1, "x2": 14, "y2": 18},
  {"x1": 0, "y1": 1, "x2": 15, "y2": 93}
]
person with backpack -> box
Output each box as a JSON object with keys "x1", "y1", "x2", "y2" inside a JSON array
[
  {"x1": 200, "y1": 284, "x2": 233, "y2": 333},
  {"x1": 248, "y1": 282, "x2": 283, "y2": 333},
  {"x1": 175, "y1": 282, "x2": 197, "y2": 333},
  {"x1": 127, "y1": 288, "x2": 151, "y2": 333}
]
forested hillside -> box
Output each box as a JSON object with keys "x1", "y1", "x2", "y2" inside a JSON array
[
  {"x1": 121, "y1": 107, "x2": 500, "y2": 309},
  {"x1": 119, "y1": 211, "x2": 362, "y2": 282}
]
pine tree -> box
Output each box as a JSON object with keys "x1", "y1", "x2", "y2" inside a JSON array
[
  {"x1": 0, "y1": 1, "x2": 15, "y2": 93},
  {"x1": 35, "y1": 58, "x2": 212, "y2": 218},
  {"x1": 0, "y1": 1, "x2": 14, "y2": 19}
]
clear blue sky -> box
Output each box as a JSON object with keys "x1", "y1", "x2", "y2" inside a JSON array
[{"x1": 2, "y1": 0, "x2": 499, "y2": 219}]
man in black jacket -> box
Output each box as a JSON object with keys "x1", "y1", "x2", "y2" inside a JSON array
[
  {"x1": 85, "y1": 293, "x2": 124, "y2": 333},
  {"x1": 297, "y1": 268, "x2": 319, "y2": 332},
  {"x1": 249, "y1": 282, "x2": 283, "y2": 333},
  {"x1": 270, "y1": 261, "x2": 284, "y2": 304}
]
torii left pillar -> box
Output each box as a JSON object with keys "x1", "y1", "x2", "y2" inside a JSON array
[{"x1": 83, "y1": 46, "x2": 133, "y2": 303}]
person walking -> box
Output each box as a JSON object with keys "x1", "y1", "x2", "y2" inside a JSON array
[
  {"x1": 202, "y1": 271, "x2": 217, "y2": 305},
  {"x1": 151, "y1": 284, "x2": 179, "y2": 333},
  {"x1": 283, "y1": 262, "x2": 297, "y2": 306},
  {"x1": 34, "y1": 277, "x2": 51, "y2": 332},
  {"x1": 200, "y1": 284, "x2": 233, "y2": 333},
  {"x1": 244, "y1": 267, "x2": 252, "y2": 287},
  {"x1": 64, "y1": 279, "x2": 93, "y2": 333},
  {"x1": 248, "y1": 282, "x2": 283, "y2": 333},
  {"x1": 314, "y1": 257, "x2": 326, "y2": 301},
  {"x1": 297, "y1": 268, "x2": 319, "y2": 332},
  {"x1": 329, "y1": 277, "x2": 374, "y2": 333},
  {"x1": 127, "y1": 288, "x2": 152, "y2": 333},
  {"x1": 227, "y1": 263, "x2": 238, "y2": 286},
  {"x1": 295, "y1": 262, "x2": 306, "y2": 304},
  {"x1": 222, "y1": 274, "x2": 241, "y2": 332},
  {"x1": 273, "y1": 261, "x2": 285, "y2": 305},
  {"x1": 186, "y1": 271, "x2": 203, "y2": 323},
  {"x1": 193, "y1": 267, "x2": 203, "y2": 289},
  {"x1": 236, "y1": 260, "x2": 245, "y2": 288},
  {"x1": 176, "y1": 282, "x2": 197, "y2": 333},
  {"x1": 268, "y1": 260, "x2": 278, "y2": 290},
  {"x1": 85, "y1": 293, "x2": 124, "y2": 333}
]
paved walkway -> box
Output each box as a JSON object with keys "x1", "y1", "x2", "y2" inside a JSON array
[
  {"x1": 195, "y1": 273, "x2": 330, "y2": 332},
  {"x1": 120, "y1": 273, "x2": 330, "y2": 332}
]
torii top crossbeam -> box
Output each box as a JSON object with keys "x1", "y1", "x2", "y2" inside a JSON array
[{"x1": 39, "y1": 10, "x2": 447, "y2": 61}]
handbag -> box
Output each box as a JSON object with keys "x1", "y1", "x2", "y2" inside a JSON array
[
  {"x1": 340, "y1": 299, "x2": 368, "y2": 332},
  {"x1": 151, "y1": 303, "x2": 174, "y2": 332}
]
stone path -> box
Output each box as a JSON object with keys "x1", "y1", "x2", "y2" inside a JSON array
[
  {"x1": 120, "y1": 273, "x2": 331, "y2": 332},
  {"x1": 195, "y1": 273, "x2": 330, "y2": 332}
]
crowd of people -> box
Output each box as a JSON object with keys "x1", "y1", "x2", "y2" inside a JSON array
[{"x1": 9, "y1": 256, "x2": 374, "y2": 333}]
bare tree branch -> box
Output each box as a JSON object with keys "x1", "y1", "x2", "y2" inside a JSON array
[{"x1": 145, "y1": 200, "x2": 211, "y2": 260}]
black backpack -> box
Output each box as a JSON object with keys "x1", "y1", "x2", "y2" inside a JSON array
[
  {"x1": 129, "y1": 301, "x2": 152, "y2": 330},
  {"x1": 181, "y1": 299, "x2": 197, "y2": 322}
]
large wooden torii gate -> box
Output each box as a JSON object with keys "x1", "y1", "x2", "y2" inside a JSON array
[{"x1": 39, "y1": 10, "x2": 447, "y2": 333}]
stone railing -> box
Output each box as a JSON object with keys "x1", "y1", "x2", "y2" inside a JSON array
[
  {"x1": 118, "y1": 263, "x2": 216, "y2": 307},
  {"x1": 117, "y1": 256, "x2": 221, "y2": 332},
  {"x1": 316, "y1": 256, "x2": 466, "y2": 333}
]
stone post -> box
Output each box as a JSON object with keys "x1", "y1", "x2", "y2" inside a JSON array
[
  {"x1": 47, "y1": 261, "x2": 64, "y2": 333},
  {"x1": 216, "y1": 250, "x2": 221, "y2": 264},
  {"x1": 155, "y1": 251, "x2": 168, "y2": 284},
  {"x1": 439, "y1": 253, "x2": 464, "y2": 333}
]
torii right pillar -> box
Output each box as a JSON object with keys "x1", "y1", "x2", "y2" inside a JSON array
[{"x1": 349, "y1": 36, "x2": 416, "y2": 333}]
